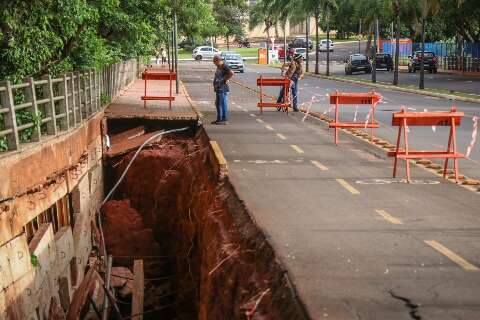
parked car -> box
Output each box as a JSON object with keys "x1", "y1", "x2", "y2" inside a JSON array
[
  {"x1": 294, "y1": 47, "x2": 307, "y2": 60},
  {"x1": 317, "y1": 39, "x2": 334, "y2": 52},
  {"x1": 345, "y1": 54, "x2": 372, "y2": 74},
  {"x1": 289, "y1": 37, "x2": 313, "y2": 50},
  {"x1": 192, "y1": 46, "x2": 221, "y2": 60},
  {"x1": 221, "y1": 52, "x2": 245, "y2": 73},
  {"x1": 408, "y1": 51, "x2": 438, "y2": 73},
  {"x1": 374, "y1": 53, "x2": 393, "y2": 71}
]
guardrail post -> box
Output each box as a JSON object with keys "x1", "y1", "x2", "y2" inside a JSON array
[
  {"x1": 75, "y1": 71, "x2": 83, "y2": 122},
  {"x1": 42, "y1": 74, "x2": 58, "y2": 136},
  {"x1": 59, "y1": 74, "x2": 70, "y2": 130},
  {"x1": 0, "y1": 81, "x2": 20, "y2": 150},
  {"x1": 82, "y1": 71, "x2": 89, "y2": 118},
  {"x1": 88, "y1": 69, "x2": 94, "y2": 113},
  {"x1": 25, "y1": 77, "x2": 42, "y2": 141},
  {"x1": 69, "y1": 73, "x2": 77, "y2": 126}
]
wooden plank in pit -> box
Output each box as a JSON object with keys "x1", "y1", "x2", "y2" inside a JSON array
[{"x1": 132, "y1": 259, "x2": 144, "y2": 320}]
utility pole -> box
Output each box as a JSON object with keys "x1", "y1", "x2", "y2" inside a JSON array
[
  {"x1": 419, "y1": 18, "x2": 425, "y2": 89},
  {"x1": 326, "y1": 10, "x2": 330, "y2": 76},
  {"x1": 173, "y1": 12, "x2": 179, "y2": 93},
  {"x1": 372, "y1": 17, "x2": 378, "y2": 83},
  {"x1": 306, "y1": 17, "x2": 310, "y2": 72}
]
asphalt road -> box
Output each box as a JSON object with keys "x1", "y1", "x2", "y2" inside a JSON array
[
  {"x1": 232, "y1": 63, "x2": 480, "y2": 181},
  {"x1": 181, "y1": 61, "x2": 480, "y2": 319}
]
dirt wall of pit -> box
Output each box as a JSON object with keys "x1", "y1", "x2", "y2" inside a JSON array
[{"x1": 102, "y1": 128, "x2": 310, "y2": 320}]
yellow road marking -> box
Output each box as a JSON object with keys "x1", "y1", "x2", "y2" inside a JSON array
[
  {"x1": 375, "y1": 209, "x2": 402, "y2": 225},
  {"x1": 250, "y1": 113, "x2": 257, "y2": 117},
  {"x1": 290, "y1": 144, "x2": 304, "y2": 154},
  {"x1": 335, "y1": 179, "x2": 360, "y2": 195},
  {"x1": 276, "y1": 133, "x2": 287, "y2": 140},
  {"x1": 424, "y1": 240, "x2": 478, "y2": 271},
  {"x1": 311, "y1": 160, "x2": 328, "y2": 171},
  {"x1": 265, "y1": 125, "x2": 274, "y2": 131},
  {"x1": 256, "y1": 118, "x2": 265, "y2": 123}
]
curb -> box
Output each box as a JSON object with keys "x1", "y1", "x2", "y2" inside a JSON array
[{"x1": 209, "y1": 140, "x2": 228, "y2": 180}]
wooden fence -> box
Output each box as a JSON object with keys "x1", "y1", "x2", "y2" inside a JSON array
[{"x1": 0, "y1": 59, "x2": 143, "y2": 152}]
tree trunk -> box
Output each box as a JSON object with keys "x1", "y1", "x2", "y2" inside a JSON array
[
  {"x1": 227, "y1": 35, "x2": 230, "y2": 50},
  {"x1": 306, "y1": 17, "x2": 310, "y2": 72},
  {"x1": 393, "y1": 0, "x2": 401, "y2": 86},
  {"x1": 283, "y1": 20, "x2": 287, "y2": 64},
  {"x1": 365, "y1": 23, "x2": 373, "y2": 55},
  {"x1": 315, "y1": 10, "x2": 320, "y2": 74},
  {"x1": 326, "y1": 11, "x2": 330, "y2": 76}
]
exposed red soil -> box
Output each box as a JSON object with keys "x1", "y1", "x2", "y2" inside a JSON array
[{"x1": 101, "y1": 130, "x2": 308, "y2": 320}]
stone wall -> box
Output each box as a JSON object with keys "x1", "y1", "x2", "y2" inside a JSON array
[{"x1": 0, "y1": 113, "x2": 105, "y2": 320}]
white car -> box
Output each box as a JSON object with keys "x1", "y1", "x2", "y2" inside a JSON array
[
  {"x1": 318, "y1": 39, "x2": 334, "y2": 52},
  {"x1": 294, "y1": 47, "x2": 307, "y2": 60},
  {"x1": 192, "y1": 46, "x2": 221, "y2": 60}
]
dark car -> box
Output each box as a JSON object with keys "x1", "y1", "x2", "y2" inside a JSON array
[
  {"x1": 345, "y1": 54, "x2": 372, "y2": 74},
  {"x1": 289, "y1": 37, "x2": 313, "y2": 50},
  {"x1": 374, "y1": 53, "x2": 393, "y2": 71},
  {"x1": 408, "y1": 51, "x2": 438, "y2": 73}
]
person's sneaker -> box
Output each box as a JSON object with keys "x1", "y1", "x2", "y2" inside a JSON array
[{"x1": 211, "y1": 120, "x2": 220, "y2": 124}]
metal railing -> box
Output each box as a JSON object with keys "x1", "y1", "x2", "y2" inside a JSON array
[{"x1": 0, "y1": 59, "x2": 143, "y2": 153}]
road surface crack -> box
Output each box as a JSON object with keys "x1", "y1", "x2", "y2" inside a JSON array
[{"x1": 388, "y1": 290, "x2": 422, "y2": 320}]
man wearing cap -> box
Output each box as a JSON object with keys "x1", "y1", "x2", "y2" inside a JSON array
[
  {"x1": 277, "y1": 53, "x2": 304, "y2": 112},
  {"x1": 212, "y1": 55, "x2": 234, "y2": 125}
]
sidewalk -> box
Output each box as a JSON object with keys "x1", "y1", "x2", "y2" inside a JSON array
[
  {"x1": 105, "y1": 67, "x2": 198, "y2": 121},
  {"x1": 182, "y1": 64, "x2": 480, "y2": 319}
]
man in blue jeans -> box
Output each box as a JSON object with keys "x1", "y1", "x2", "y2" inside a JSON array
[{"x1": 212, "y1": 55, "x2": 234, "y2": 125}]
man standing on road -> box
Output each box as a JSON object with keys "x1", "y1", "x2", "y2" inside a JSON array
[
  {"x1": 277, "y1": 53, "x2": 304, "y2": 112},
  {"x1": 212, "y1": 55, "x2": 234, "y2": 125}
]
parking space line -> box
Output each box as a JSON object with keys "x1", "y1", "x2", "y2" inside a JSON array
[
  {"x1": 276, "y1": 133, "x2": 287, "y2": 140},
  {"x1": 311, "y1": 160, "x2": 328, "y2": 171},
  {"x1": 375, "y1": 209, "x2": 402, "y2": 225},
  {"x1": 265, "y1": 124, "x2": 274, "y2": 131},
  {"x1": 256, "y1": 118, "x2": 265, "y2": 124},
  {"x1": 424, "y1": 240, "x2": 479, "y2": 271},
  {"x1": 290, "y1": 144, "x2": 304, "y2": 154},
  {"x1": 336, "y1": 179, "x2": 360, "y2": 195}
]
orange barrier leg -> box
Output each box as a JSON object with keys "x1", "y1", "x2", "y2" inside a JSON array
[
  {"x1": 443, "y1": 125, "x2": 453, "y2": 178},
  {"x1": 144, "y1": 70, "x2": 147, "y2": 108},
  {"x1": 403, "y1": 118, "x2": 411, "y2": 183},
  {"x1": 169, "y1": 74, "x2": 172, "y2": 110},
  {"x1": 452, "y1": 118, "x2": 459, "y2": 183},
  {"x1": 370, "y1": 104, "x2": 375, "y2": 141},
  {"x1": 334, "y1": 97, "x2": 339, "y2": 145},
  {"x1": 393, "y1": 124, "x2": 402, "y2": 178}
]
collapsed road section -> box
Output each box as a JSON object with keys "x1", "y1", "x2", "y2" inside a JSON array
[{"x1": 101, "y1": 125, "x2": 309, "y2": 319}]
